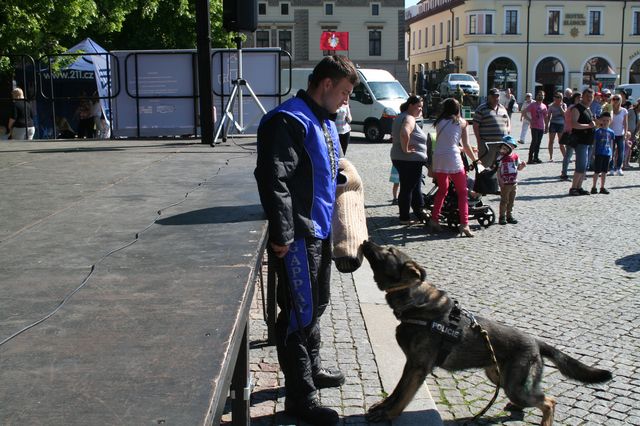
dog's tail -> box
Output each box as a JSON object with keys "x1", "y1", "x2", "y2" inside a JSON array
[{"x1": 537, "y1": 340, "x2": 612, "y2": 383}]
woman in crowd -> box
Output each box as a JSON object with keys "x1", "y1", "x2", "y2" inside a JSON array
[
  {"x1": 560, "y1": 92, "x2": 582, "y2": 180},
  {"x1": 608, "y1": 94, "x2": 628, "y2": 175},
  {"x1": 390, "y1": 95, "x2": 428, "y2": 225},
  {"x1": 335, "y1": 103, "x2": 352, "y2": 154},
  {"x1": 569, "y1": 88, "x2": 597, "y2": 196},
  {"x1": 7, "y1": 88, "x2": 35, "y2": 140},
  {"x1": 518, "y1": 92, "x2": 533, "y2": 144},
  {"x1": 547, "y1": 91, "x2": 567, "y2": 161},
  {"x1": 430, "y1": 98, "x2": 477, "y2": 237}
]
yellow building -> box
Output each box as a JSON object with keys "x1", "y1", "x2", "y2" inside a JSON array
[{"x1": 407, "y1": 0, "x2": 640, "y2": 100}]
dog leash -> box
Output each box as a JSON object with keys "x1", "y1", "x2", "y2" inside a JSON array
[{"x1": 457, "y1": 303, "x2": 502, "y2": 424}]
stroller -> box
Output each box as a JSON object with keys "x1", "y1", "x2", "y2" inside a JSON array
[{"x1": 423, "y1": 179, "x2": 496, "y2": 230}]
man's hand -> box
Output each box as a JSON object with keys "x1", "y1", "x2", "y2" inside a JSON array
[{"x1": 270, "y1": 242, "x2": 290, "y2": 258}]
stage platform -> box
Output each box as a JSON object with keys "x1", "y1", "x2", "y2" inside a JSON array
[{"x1": 0, "y1": 139, "x2": 265, "y2": 425}]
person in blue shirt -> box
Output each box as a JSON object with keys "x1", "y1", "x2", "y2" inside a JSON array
[
  {"x1": 591, "y1": 112, "x2": 614, "y2": 194},
  {"x1": 255, "y1": 55, "x2": 359, "y2": 426}
]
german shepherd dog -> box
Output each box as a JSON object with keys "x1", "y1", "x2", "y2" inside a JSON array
[{"x1": 361, "y1": 241, "x2": 612, "y2": 426}]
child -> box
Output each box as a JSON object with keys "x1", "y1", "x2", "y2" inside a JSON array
[
  {"x1": 496, "y1": 135, "x2": 526, "y2": 225},
  {"x1": 591, "y1": 112, "x2": 614, "y2": 194},
  {"x1": 389, "y1": 165, "x2": 399, "y2": 204}
]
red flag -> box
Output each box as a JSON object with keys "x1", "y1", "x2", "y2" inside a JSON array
[{"x1": 320, "y1": 32, "x2": 349, "y2": 51}]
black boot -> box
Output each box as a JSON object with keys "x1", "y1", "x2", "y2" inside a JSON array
[
  {"x1": 285, "y1": 394, "x2": 339, "y2": 425},
  {"x1": 313, "y1": 367, "x2": 346, "y2": 389}
]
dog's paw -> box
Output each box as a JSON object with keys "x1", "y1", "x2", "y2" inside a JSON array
[{"x1": 366, "y1": 400, "x2": 393, "y2": 422}]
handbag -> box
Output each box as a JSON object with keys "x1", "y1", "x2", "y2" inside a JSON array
[
  {"x1": 473, "y1": 163, "x2": 499, "y2": 195},
  {"x1": 559, "y1": 132, "x2": 571, "y2": 145}
]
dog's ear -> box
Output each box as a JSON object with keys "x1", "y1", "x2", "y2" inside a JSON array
[{"x1": 400, "y1": 261, "x2": 424, "y2": 283}]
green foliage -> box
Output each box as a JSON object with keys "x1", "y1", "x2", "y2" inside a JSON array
[{"x1": 0, "y1": 0, "x2": 236, "y2": 58}]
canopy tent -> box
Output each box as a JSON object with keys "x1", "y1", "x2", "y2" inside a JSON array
[{"x1": 63, "y1": 38, "x2": 112, "y2": 132}]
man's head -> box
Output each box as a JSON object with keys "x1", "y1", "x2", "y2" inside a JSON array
[
  {"x1": 582, "y1": 88, "x2": 594, "y2": 106},
  {"x1": 599, "y1": 111, "x2": 611, "y2": 128},
  {"x1": 307, "y1": 55, "x2": 359, "y2": 114},
  {"x1": 535, "y1": 91, "x2": 545, "y2": 102},
  {"x1": 564, "y1": 88, "x2": 573, "y2": 98},
  {"x1": 488, "y1": 88, "x2": 500, "y2": 106},
  {"x1": 553, "y1": 91, "x2": 563, "y2": 103}
]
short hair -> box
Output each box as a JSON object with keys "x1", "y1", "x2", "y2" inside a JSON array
[
  {"x1": 600, "y1": 112, "x2": 611, "y2": 119},
  {"x1": 582, "y1": 88, "x2": 594, "y2": 96},
  {"x1": 11, "y1": 88, "x2": 24, "y2": 99},
  {"x1": 309, "y1": 55, "x2": 359, "y2": 89},
  {"x1": 400, "y1": 95, "x2": 422, "y2": 113},
  {"x1": 570, "y1": 92, "x2": 582, "y2": 103}
]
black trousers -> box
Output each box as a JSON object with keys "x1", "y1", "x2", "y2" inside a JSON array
[
  {"x1": 529, "y1": 128, "x2": 544, "y2": 161},
  {"x1": 392, "y1": 159, "x2": 425, "y2": 221},
  {"x1": 274, "y1": 236, "x2": 331, "y2": 401},
  {"x1": 339, "y1": 132, "x2": 350, "y2": 155}
]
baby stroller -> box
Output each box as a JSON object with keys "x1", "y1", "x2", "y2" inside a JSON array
[{"x1": 423, "y1": 179, "x2": 496, "y2": 230}]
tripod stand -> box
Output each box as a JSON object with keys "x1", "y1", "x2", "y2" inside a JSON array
[{"x1": 212, "y1": 36, "x2": 268, "y2": 145}]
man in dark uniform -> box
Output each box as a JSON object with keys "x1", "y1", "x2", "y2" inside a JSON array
[{"x1": 254, "y1": 56, "x2": 359, "y2": 425}]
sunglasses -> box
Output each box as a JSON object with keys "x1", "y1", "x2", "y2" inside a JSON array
[{"x1": 612, "y1": 98, "x2": 621, "y2": 101}]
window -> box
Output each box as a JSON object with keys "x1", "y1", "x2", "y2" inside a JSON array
[
  {"x1": 278, "y1": 30, "x2": 292, "y2": 54},
  {"x1": 447, "y1": 20, "x2": 451, "y2": 42},
  {"x1": 439, "y1": 22, "x2": 443, "y2": 44},
  {"x1": 485, "y1": 14, "x2": 493, "y2": 34},
  {"x1": 369, "y1": 30, "x2": 381, "y2": 56},
  {"x1": 371, "y1": 3, "x2": 380, "y2": 16},
  {"x1": 548, "y1": 10, "x2": 561, "y2": 34},
  {"x1": 255, "y1": 30, "x2": 270, "y2": 47},
  {"x1": 418, "y1": 29, "x2": 422, "y2": 49},
  {"x1": 505, "y1": 10, "x2": 518, "y2": 34},
  {"x1": 432, "y1": 25, "x2": 435, "y2": 45},
  {"x1": 425, "y1": 26, "x2": 428, "y2": 47},
  {"x1": 280, "y1": 2, "x2": 289, "y2": 15},
  {"x1": 412, "y1": 31, "x2": 415, "y2": 50},
  {"x1": 432, "y1": 61, "x2": 436, "y2": 70},
  {"x1": 635, "y1": 11, "x2": 640, "y2": 35},
  {"x1": 258, "y1": 2, "x2": 267, "y2": 15},
  {"x1": 325, "y1": 3, "x2": 333, "y2": 15},
  {"x1": 469, "y1": 15, "x2": 477, "y2": 34},
  {"x1": 455, "y1": 17, "x2": 460, "y2": 40},
  {"x1": 589, "y1": 10, "x2": 602, "y2": 35}
]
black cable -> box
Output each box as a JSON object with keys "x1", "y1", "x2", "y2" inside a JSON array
[{"x1": 0, "y1": 150, "x2": 254, "y2": 348}]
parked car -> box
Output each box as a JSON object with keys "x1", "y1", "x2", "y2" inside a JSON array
[{"x1": 438, "y1": 73, "x2": 480, "y2": 97}]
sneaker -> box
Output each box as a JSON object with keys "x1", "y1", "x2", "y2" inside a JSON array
[
  {"x1": 560, "y1": 174, "x2": 569, "y2": 181},
  {"x1": 313, "y1": 368, "x2": 345, "y2": 389},
  {"x1": 399, "y1": 219, "x2": 417, "y2": 225},
  {"x1": 506, "y1": 216, "x2": 518, "y2": 224},
  {"x1": 499, "y1": 216, "x2": 507, "y2": 225},
  {"x1": 591, "y1": 187, "x2": 598, "y2": 194},
  {"x1": 618, "y1": 169, "x2": 624, "y2": 176},
  {"x1": 569, "y1": 188, "x2": 580, "y2": 196},
  {"x1": 600, "y1": 187, "x2": 610, "y2": 194},
  {"x1": 608, "y1": 170, "x2": 615, "y2": 176},
  {"x1": 391, "y1": 198, "x2": 398, "y2": 205},
  {"x1": 577, "y1": 188, "x2": 591, "y2": 195},
  {"x1": 518, "y1": 139, "x2": 525, "y2": 144},
  {"x1": 285, "y1": 395, "x2": 339, "y2": 426},
  {"x1": 534, "y1": 159, "x2": 543, "y2": 164}
]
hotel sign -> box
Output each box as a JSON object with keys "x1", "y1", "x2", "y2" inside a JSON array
[{"x1": 564, "y1": 13, "x2": 586, "y2": 26}]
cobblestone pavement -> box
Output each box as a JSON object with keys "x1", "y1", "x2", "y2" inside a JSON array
[{"x1": 226, "y1": 115, "x2": 639, "y2": 425}]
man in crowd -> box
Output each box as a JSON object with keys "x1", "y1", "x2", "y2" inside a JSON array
[{"x1": 473, "y1": 87, "x2": 511, "y2": 166}]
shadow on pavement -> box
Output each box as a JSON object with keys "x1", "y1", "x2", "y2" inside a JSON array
[
  {"x1": 615, "y1": 253, "x2": 640, "y2": 273},
  {"x1": 156, "y1": 205, "x2": 264, "y2": 225}
]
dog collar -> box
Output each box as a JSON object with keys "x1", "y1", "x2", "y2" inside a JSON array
[{"x1": 384, "y1": 281, "x2": 423, "y2": 294}]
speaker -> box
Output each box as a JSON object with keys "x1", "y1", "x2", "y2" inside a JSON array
[{"x1": 223, "y1": 0, "x2": 258, "y2": 33}]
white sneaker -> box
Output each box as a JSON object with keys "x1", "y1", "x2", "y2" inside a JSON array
[
  {"x1": 618, "y1": 169, "x2": 624, "y2": 176},
  {"x1": 608, "y1": 170, "x2": 615, "y2": 176}
]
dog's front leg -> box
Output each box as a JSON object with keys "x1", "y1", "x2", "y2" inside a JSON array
[{"x1": 366, "y1": 361, "x2": 429, "y2": 422}]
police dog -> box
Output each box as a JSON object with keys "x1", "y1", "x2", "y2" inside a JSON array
[{"x1": 361, "y1": 241, "x2": 612, "y2": 426}]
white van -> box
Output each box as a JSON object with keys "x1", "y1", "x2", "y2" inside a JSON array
[
  {"x1": 281, "y1": 68, "x2": 410, "y2": 142},
  {"x1": 614, "y1": 84, "x2": 640, "y2": 103}
]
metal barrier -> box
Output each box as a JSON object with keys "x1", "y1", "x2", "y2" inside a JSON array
[{"x1": 0, "y1": 55, "x2": 37, "y2": 138}]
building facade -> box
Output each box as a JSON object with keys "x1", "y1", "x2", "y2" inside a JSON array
[
  {"x1": 407, "y1": 0, "x2": 640, "y2": 101},
  {"x1": 245, "y1": 0, "x2": 407, "y2": 88}
]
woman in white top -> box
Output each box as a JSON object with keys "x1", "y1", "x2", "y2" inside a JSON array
[
  {"x1": 608, "y1": 94, "x2": 628, "y2": 175},
  {"x1": 519, "y1": 93, "x2": 533, "y2": 144},
  {"x1": 430, "y1": 98, "x2": 477, "y2": 237},
  {"x1": 335, "y1": 104, "x2": 351, "y2": 154}
]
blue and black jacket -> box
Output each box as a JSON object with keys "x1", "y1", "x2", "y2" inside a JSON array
[{"x1": 255, "y1": 90, "x2": 340, "y2": 246}]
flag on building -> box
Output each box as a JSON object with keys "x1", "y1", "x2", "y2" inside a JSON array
[{"x1": 320, "y1": 32, "x2": 349, "y2": 51}]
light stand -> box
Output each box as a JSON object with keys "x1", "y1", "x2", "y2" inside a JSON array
[{"x1": 212, "y1": 36, "x2": 267, "y2": 146}]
